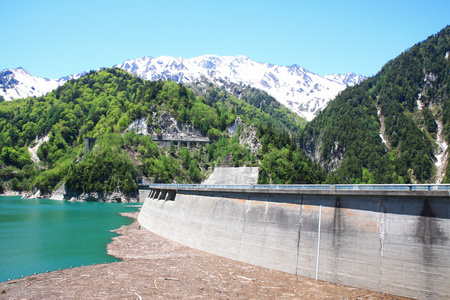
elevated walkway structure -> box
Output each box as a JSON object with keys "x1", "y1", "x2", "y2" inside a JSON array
[{"x1": 151, "y1": 134, "x2": 211, "y2": 149}]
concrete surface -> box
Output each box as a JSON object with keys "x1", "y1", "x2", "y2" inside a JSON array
[
  {"x1": 138, "y1": 188, "x2": 450, "y2": 300},
  {"x1": 201, "y1": 167, "x2": 259, "y2": 185}
]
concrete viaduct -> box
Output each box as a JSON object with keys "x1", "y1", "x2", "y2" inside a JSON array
[
  {"x1": 137, "y1": 184, "x2": 450, "y2": 300},
  {"x1": 151, "y1": 135, "x2": 211, "y2": 149}
]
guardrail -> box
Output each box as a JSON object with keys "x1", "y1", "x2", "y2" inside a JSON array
[{"x1": 147, "y1": 184, "x2": 450, "y2": 192}]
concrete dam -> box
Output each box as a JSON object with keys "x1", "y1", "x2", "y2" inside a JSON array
[{"x1": 138, "y1": 182, "x2": 450, "y2": 300}]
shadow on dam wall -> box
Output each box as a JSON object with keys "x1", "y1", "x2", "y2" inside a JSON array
[{"x1": 137, "y1": 188, "x2": 450, "y2": 300}]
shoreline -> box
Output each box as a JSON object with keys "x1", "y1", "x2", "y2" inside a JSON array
[
  {"x1": 0, "y1": 212, "x2": 411, "y2": 299},
  {"x1": 0, "y1": 191, "x2": 27, "y2": 197},
  {"x1": 1, "y1": 189, "x2": 140, "y2": 203}
]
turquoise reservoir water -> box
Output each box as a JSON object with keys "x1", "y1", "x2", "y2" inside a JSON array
[{"x1": 0, "y1": 196, "x2": 139, "y2": 282}]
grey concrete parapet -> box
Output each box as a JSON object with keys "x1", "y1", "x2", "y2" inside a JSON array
[
  {"x1": 147, "y1": 183, "x2": 450, "y2": 197},
  {"x1": 139, "y1": 184, "x2": 450, "y2": 299}
]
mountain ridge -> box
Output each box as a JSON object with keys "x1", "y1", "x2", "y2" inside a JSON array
[
  {"x1": 115, "y1": 55, "x2": 366, "y2": 121},
  {"x1": 1, "y1": 55, "x2": 366, "y2": 120}
]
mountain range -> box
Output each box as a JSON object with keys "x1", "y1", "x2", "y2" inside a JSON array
[
  {"x1": 0, "y1": 55, "x2": 365, "y2": 121},
  {"x1": 115, "y1": 55, "x2": 366, "y2": 121}
]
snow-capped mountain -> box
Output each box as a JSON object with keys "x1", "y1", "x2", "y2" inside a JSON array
[
  {"x1": 2, "y1": 55, "x2": 365, "y2": 121},
  {"x1": 0, "y1": 68, "x2": 85, "y2": 101},
  {"x1": 116, "y1": 55, "x2": 366, "y2": 120}
]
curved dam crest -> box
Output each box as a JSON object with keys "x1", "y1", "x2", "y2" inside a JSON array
[{"x1": 137, "y1": 170, "x2": 450, "y2": 300}]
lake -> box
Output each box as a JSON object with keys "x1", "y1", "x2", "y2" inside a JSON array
[{"x1": 0, "y1": 196, "x2": 139, "y2": 282}]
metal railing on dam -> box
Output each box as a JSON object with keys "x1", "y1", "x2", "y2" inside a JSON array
[{"x1": 146, "y1": 183, "x2": 450, "y2": 196}]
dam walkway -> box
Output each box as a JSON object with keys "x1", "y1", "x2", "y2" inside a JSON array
[{"x1": 142, "y1": 183, "x2": 450, "y2": 199}]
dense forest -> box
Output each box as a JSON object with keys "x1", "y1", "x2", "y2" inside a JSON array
[
  {"x1": 300, "y1": 25, "x2": 450, "y2": 184},
  {"x1": 0, "y1": 68, "x2": 323, "y2": 197}
]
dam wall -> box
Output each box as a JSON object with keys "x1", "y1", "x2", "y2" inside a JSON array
[{"x1": 137, "y1": 186, "x2": 450, "y2": 300}]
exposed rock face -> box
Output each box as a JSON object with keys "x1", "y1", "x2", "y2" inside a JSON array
[
  {"x1": 227, "y1": 117, "x2": 241, "y2": 136},
  {"x1": 60, "y1": 185, "x2": 139, "y2": 202},
  {"x1": 152, "y1": 112, "x2": 203, "y2": 137},
  {"x1": 238, "y1": 124, "x2": 261, "y2": 153},
  {"x1": 27, "y1": 135, "x2": 49, "y2": 164},
  {"x1": 126, "y1": 113, "x2": 205, "y2": 138},
  {"x1": 64, "y1": 191, "x2": 139, "y2": 203},
  {"x1": 23, "y1": 184, "x2": 140, "y2": 203},
  {"x1": 50, "y1": 183, "x2": 66, "y2": 200},
  {"x1": 125, "y1": 117, "x2": 149, "y2": 135},
  {"x1": 226, "y1": 117, "x2": 261, "y2": 153},
  {"x1": 21, "y1": 189, "x2": 51, "y2": 200},
  {"x1": 1, "y1": 190, "x2": 28, "y2": 197}
]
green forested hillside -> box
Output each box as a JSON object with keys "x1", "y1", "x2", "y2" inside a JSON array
[
  {"x1": 187, "y1": 78, "x2": 307, "y2": 132},
  {"x1": 300, "y1": 26, "x2": 450, "y2": 184},
  {"x1": 0, "y1": 68, "x2": 322, "y2": 195}
]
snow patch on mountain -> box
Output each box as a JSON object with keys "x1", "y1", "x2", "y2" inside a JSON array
[
  {"x1": 116, "y1": 55, "x2": 366, "y2": 121},
  {"x1": 324, "y1": 73, "x2": 366, "y2": 86},
  {"x1": 434, "y1": 119, "x2": 448, "y2": 184}
]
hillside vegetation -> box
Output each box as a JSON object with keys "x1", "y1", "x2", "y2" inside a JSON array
[
  {"x1": 0, "y1": 68, "x2": 323, "y2": 197},
  {"x1": 300, "y1": 26, "x2": 450, "y2": 184}
]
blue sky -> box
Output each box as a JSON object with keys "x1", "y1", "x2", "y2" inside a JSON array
[{"x1": 2, "y1": 0, "x2": 449, "y2": 79}]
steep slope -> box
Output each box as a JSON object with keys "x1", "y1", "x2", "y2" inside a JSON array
[
  {"x1": 115, "y1": 55, "x2": 366, "y2": 121},
  {"x1": 300, "y1": 26, "x2": 450, "y2": 184}
]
